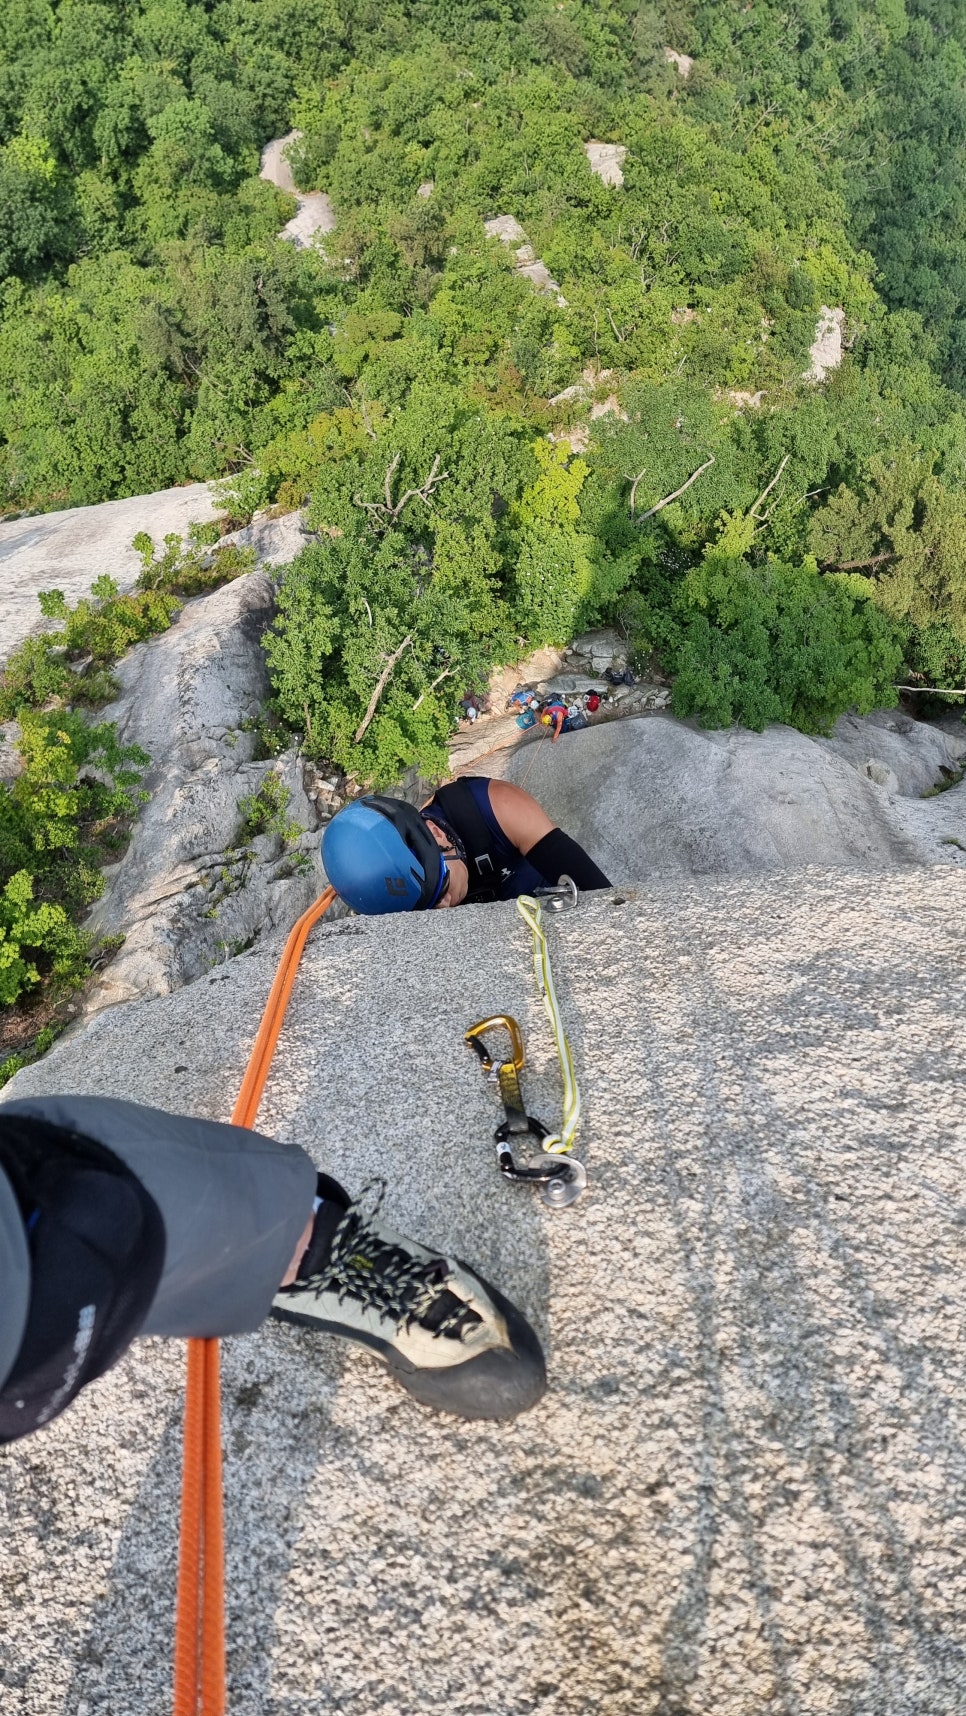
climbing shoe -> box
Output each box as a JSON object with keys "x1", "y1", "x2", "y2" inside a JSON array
[{"x1": 270, "y1": 1180, "x2": 546, "y2": 1421}]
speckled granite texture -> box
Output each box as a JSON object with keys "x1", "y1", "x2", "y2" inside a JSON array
[{"x1": 2, "y1": 869, "x2": 966, "y2": 1714}]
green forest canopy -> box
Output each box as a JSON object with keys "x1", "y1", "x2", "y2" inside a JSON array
[{"x1": 4, "y1": 0, "x2": 966, "y2": 778}]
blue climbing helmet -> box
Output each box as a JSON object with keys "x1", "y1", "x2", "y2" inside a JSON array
[{"x1": 321, "y1": 795, "x2": 447, "y2": 914}]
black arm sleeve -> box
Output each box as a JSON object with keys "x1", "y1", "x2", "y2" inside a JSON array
[{"x1": 526, "y1": 828, "x2": 611, "y2": 891}]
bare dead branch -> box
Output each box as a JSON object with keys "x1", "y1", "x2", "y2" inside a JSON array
[
  {"x1": 352, "y1": 493, "x2": 386, "y2": 524},
  {"x1": 354, "y1": 636, "x2": 413, "y2": 743},
  {"x1": 390, "y1": 454, "x2": 448, "y2": 521},
  {"x1": 624, "y1": 466, "x2": 648, "y2": 513},
  {"x1": 384, "y1": 453, "x2": 401, "y2": 512},
  {"x1": 412, "y1": 668, "x2": 454, "y2": 712},
  {"x1": 361, "y1": 599, "x2": 373, "y2": 627},
  {"x1": 784, "y1": 486, "x2": 829, "y2": 513},
  {"x1": 828, "y1": 552, "x2": 895, "y2": 571},
  {"x1": 636, "y1": 456, "x2": 716, "y2": 521},
  {"x1": 749, "y1": 453, "x2": 790, "y2": 519},
  {"x1": 359, "y1": 394, "x2": 378, "y2": 440},
  {"x1": 606, "y1": 307, "x2": 626, "y2": 343},
  {"x1": 352, "y1": 453, "x2": 449, "y2": 532},
  {"x1": 345, "y1": 387, "x2": 378, "y2": 440}
]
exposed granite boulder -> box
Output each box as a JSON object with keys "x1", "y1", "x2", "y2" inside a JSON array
[
  {"x1": 819, "y1": 707, "x2": 966, "y2": 798},
  {"x1": 664, "y1": 45, "x2": 694, "y2": 75},
  {"x1": 259, "y1": 130, "x2": 337, "y2": 249},
  {"x1": 584, "y1": 140, "x2": 627, "y2": 187},
  {"x1": 83, "y1": 572, "x2": 327, "y2": 1013},
  {"x1": 492, "y1": 713, "x2": 966, "y2": 876},
  {"x1": 0, "y1": 482, "x2": 219, "y2": 666},
  {"x1": 805, "y1": 306, "x2": 846, "y2": 383},
  {"x1": 483, "y1": 215, "x2": 567, "y2": 305},
  {"x1": 219, "y1": 509, "x2": 312, "y2": 568}
]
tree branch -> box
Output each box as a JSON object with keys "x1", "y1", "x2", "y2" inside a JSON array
[
  {"x1": 352, "y1": 453, "x2": 449, "y2": 532},
  {"x1": 346, "y1": 387, "x2": 379, "y2": 440},
  {"x1": 412, "y1": 668, "x2": 454, "y2": 711},
  {"x1": 749, "y1": 453, "x2": 790, "y2": 519},
  {"x1": 384, "y1": 452, "x2": 401, "y2": 512},
  {"x1": 354, "y1": 636, "x2": 413, "y2": 743},
  {"x1": 352, "y1": 493, "x2": 386, "y2": 524},
  {"x1": 827, "y1": 552, "x2": 895, "y2": 570},
  {"x1": 635, "y1": 456, "x2": 715, "y2": 521},
  {"x1": 625, "y1": 466, "x2": 647, "y2": 513},
  {"x1": 389, "y1": 453, "x2": 448, "y2": 521}
]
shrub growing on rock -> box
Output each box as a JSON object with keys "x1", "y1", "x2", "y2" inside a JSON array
[{"x1": 664, "y1": 547, "x2": 904, "y2": 733}]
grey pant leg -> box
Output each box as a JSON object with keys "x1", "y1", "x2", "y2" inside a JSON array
[{"x1": 1, "y1": 1095, "x2": 317, "y2": 1338}]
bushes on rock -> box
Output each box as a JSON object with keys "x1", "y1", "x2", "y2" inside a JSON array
[
  {"x1": 0, "y1": 573, "x2": 160, "y2": 1069},
  {"x1": 0, "y1": 870, "x2": 90, "y2": 1009},
  {"x1": 0, "y1": 710, "x2": 148, "y2": 1028},
  {"x1": 236, "y1": 773, "x2": 300, "y2": 845},
  {"x1": 133, "y1": 529, "x2": 257, "y2": 598},
  {"x1": 5, "y1": 0, "x2": 966, "y2": 775},
  {"x1": 0, "y1": 577, "x2": 178, "y2": 719}
]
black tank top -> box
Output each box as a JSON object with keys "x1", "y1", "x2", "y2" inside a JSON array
[{"x1": 424, "y1": 778, "x2": 515, "y2": 904}]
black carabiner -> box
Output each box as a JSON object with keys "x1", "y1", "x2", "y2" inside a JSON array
[
  {"x1": 466, "y1": 1016, "x2": 567, "y2": 1183},
  {"x1": 465, "y1": 1014, "x2": 587, "y2": 1207}
]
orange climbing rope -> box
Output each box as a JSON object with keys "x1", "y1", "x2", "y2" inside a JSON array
[{"x1": 172, "y1": 886, "x2": 337, "y2": 1716}]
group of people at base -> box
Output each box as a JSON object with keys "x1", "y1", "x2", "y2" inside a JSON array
[{"x1": 0, "y1": 777, "x2": 610, "y2": 1443}]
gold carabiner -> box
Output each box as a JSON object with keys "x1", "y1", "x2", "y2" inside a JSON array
[{"x1": 463, "y1": 1014, "x2": 525, "y2": 1075}]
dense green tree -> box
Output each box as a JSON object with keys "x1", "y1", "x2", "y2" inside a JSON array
[
  {"x1": 5, "y1": 0, "x2": 966, "y2": 762},
  {"x1": 661, "y1": 523, "x2": 904, "y2": 732},
  {"x1": 810, "y1": 445, "x2": 966, "y2": 641}
]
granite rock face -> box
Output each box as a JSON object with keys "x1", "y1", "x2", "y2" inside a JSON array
[
  {"x1": 818, "y1": 707, "x2": 965, "y2": 797},
  {"x1": 83, "y1": 571, "x2": 326, "y2": 1012},
  {"x1": 493, "y1": 713, "x2": 966, "y2": 877},
  {"x1": 220, "y1": 509, "x2": 312, "y2": 568},
  {"x1": 806, "y1": 305, "x2": 846, "y2": 382},
  {"x1": 584, "y1": 140, "x2": 628, "y2": 187},
  {"x1": 0, "y1": 482, "x2": 218, "y2": 665},
  {"x1": 483, "y1": 214, "x2": 567, "y2": 304},
  {"x1": 4, "y1": 871, "x2": 966, "y2": 1714}
]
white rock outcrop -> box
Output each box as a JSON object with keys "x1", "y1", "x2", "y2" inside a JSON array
[
  {"x1": 584, "y1": 140, "x2": 627, "y2": 188},
  {"x1": 483, "y1": 215, "x2": 567, "y2": 305},
  {"x1": 83, "y1": 571, "x2": 326, "y2": 1012},
  {"x1": 220, "y1": 509, "x2": 312, "y2": 569},
  {"x1": 0, "y1": 483, "x2": 219, "y2": 665},
  {"x1": 805, "y1": 305, "x2": 846, "y2": 383},
  {"x1": 483, "y1": 214, "x2": 527, "y2": 245},
  {"x1": 664, "y1": 45, "x2": 694, "y2": 76},
  {"x1": 492, "y1": 713, "x2": 966, "y2": 876},
  {"x1": 260, "y1": 130, "x2": 337, "y2": 250},
  {"x1": 727, "y1": 388, "x2": 765, "y2": 410}
]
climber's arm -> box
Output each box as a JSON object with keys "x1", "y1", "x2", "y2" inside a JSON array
[
  {"x1": 486, "y1": 779, "x2": 555, "y2": 853},
  {"x1": 486, "y1": 781, "x2": 611, "y2": 890}
]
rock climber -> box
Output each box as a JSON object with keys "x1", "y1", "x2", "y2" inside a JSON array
[
  {"x1": 0, "y1": 1093, "x2": 546, "y2": 1444},
  {"x1": 321, "y1": 775, "x2": 611, "y2": 914}
]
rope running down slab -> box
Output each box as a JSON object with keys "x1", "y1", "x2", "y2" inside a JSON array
[{"x1": 172, "y1": 886, "x2": 337, "y2": 1716}]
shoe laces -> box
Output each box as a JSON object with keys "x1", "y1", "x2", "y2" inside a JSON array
[{"x1": 301, "y1": 1181, "x2": 481, "y2": 1341}]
